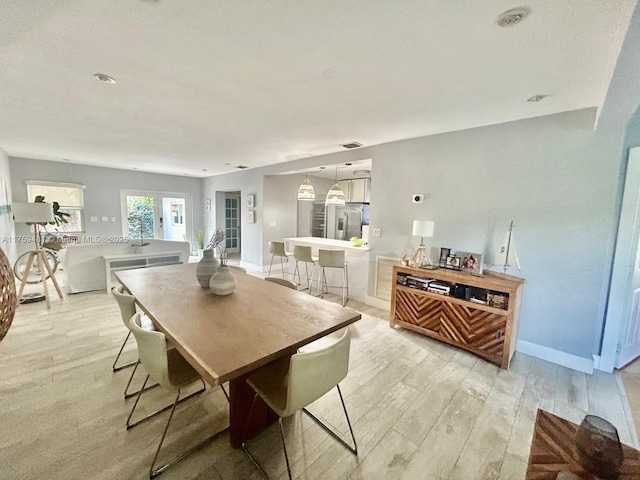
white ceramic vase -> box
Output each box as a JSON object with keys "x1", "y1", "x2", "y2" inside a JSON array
[
  {"x1": 209, "y1": 265, "x2": 236, "y2": 296},
  {"x1": 196, "y1": 250, "x2": 219, "y2": 288}
]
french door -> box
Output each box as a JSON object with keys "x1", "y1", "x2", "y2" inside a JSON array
[
  {"x1": 225, "y1": 194, "x2": 240, "y2": 253},
  {"x1": 121, "y1": 190, "x2": 192, "y2": 244}
]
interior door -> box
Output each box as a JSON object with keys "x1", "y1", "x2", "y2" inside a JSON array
[
  {"x1": 602, "y1": 147, "x2": 640, "y2": 370},
  {"x1": 225, "y1": 194, "x2": 240, "y2": 253}
]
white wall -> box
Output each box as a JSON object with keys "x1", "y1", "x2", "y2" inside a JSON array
[
  {"x1": 202, "y1": 107, "x2": 625, "y2": 363},
  {"x1": 0, "y1": 147, "x2": 17, "y2": 263},
  {"x1": 9, "y1": 157, "x2": 203, "y2": 254}
]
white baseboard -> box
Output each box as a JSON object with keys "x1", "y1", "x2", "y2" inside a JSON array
[
  {"x1": 516, "y1": 340, "x2": 595, "y2": 374},
  {"x1": 365, "y1": 295, "x2": 391, "y2": 311}
]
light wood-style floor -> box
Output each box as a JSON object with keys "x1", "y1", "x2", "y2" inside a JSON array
[{"x1": 1, "y1": 272, "x2": 638, "y2": 480}]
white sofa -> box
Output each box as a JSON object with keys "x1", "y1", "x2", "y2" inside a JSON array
[{"x1": 63, "y1": 239, "x2": 191, "y2": 293}]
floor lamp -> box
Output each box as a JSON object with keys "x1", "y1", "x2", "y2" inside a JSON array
[
  {"x1": 13, "y1": 202, "x2": 64, "y2": 309},
  {"x1": 411, "y1": 220, "x2": 436, "y2": 269}
]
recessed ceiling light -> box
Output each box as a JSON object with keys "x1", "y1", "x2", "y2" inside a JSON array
[
  {"x1": 224, "y1": 162, "x2": 231, "y2": 166},
  {"x1": 201, "y1": 169, "x2": 208, "y2": 172},
  {"x1": 341, "y1": 142, "x2": 363, "y2": 149},
  {"x1": 62, "y1": 158, "x2": 70, "y2": 162},
  {"x1": 527, "y1": 94, "x2": 549, "y2": 102},
  {"x1": 235, "y1": 165, "x2": 249, "y2": 169},
  {"x1": 132, "y1": 167, "x2": 138, "y2": 170},
  {"x1": 497, "y1": 7, "x2": 530, "y2": 27},
  {"x1": 94, "y1": 73, "x2": 116, "y2": 84},
  {"x1": 184, "y1": 173, "x2": 190, "y2": 176}
]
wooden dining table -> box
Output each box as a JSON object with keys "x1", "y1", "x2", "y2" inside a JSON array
[{"x1": 116, "y1": 262, "x2": 361, "y2": 447}]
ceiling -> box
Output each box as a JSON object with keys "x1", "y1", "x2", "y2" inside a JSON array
[{"x1": 0, "y1": 1, "x2": 636, "y2": 178}]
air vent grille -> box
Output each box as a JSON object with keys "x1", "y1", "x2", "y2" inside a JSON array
[{"x1": 235, "y1": 165, "x2": 249, "y2": 169}]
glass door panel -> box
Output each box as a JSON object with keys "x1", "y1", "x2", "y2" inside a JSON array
[{"x1": 125, "y1": 195, "x2": 155, "y2": 244}]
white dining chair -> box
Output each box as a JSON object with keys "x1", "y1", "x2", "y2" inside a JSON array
[
  {"x1": 264, "y1": 276, "x2": 297, "y2": 290},
  {"x1": 317, "y1": 249, "x2": 349, "y2": 306},
  {"x1": 268, "y1": 241, "x2": 292, "y2": 278},
  {"x1": 112, "y1": 285, "x2": 159, "y2": 399},
  {"x1": 127, "y1": 313, "x2": 228, "y2": 478},
  {"x1": 241, "y1": 328, "x2": 357, "y2": 479},
  {"x1": 292, "y1": 245, "x2": 318, "y2": 291}
]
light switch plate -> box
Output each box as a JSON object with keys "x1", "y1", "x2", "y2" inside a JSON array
[
  {"x1": 110, "y1": 217, "x2": 116, "y2": 222},
  {"x1": 101, "y1": 216, "x2": 109, "y2": 222},
  {"x1": 372, "y1": 227, "x2": 381, "y2": 237},
  {"x1": 268, "y1": 221, "x2": 276, "y2": 227},
  {"x1": 90, "y1": 216, "x2": 98, "y2": 222}
]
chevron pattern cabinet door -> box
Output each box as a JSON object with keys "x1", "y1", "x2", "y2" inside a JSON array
[
  {"x1": 395, "y1": 290, "x2": 441, "y2": 333},
  {"x1": 440, "y1": 302, "x2": 506, "y2": 356}
]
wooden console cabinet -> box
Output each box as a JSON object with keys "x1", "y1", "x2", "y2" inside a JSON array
[{"x1": 390, "y1": 265, "x2": 525, "y2": 369}]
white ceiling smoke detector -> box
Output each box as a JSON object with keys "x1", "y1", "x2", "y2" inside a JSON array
[
  {"x1": 94, "y1": 73, "x2": 116, "y2": 84},
  {"x1": 527, "y1": 94, "x2": 549, "y2": 102},
  {"x1": 497, "y1": 7, "x2": 530, "y2": 27}
]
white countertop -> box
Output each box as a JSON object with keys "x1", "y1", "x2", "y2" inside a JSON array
[{"x1": 283, "y1": 237, "x2": 370, "y2": 252}]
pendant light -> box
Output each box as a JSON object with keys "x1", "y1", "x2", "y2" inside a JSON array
[
  {"x1": 325, "y1": 166, "x2": 345, "y2": 206},
  {"x1": 297, "y1": 173, "x2": 315, "y2": 201}
]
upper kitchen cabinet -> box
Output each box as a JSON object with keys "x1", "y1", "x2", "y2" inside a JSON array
[{"x1": 337, "y1": 178, "x2": 370, "y2": 203}]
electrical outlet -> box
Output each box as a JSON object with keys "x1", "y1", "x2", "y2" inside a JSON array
[
  {"x1": 412, "y1": 194, "x2": 424, "y2": 204},
  {"x1": 110, "y1": 217, "x2": 116, "y2": 222},
  {"x1": 90, "y1": 216, "x2": 98, "y2": 222},
  {"x1": 372, "y1": 227, "x2": 381, "y2": 237},
  {"x1": 101, "y1": 216, "x2": 109, "y2": 222},
  {"x1": 268, "y1": 221, "x2": 276, "y2": 227}
]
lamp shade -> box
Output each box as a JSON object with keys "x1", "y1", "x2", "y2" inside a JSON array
[
  {"x1": 325, "y1": 183, "x2": 346, "y2": 207},
  {"x1": 12, "y1": 202, "x2": 54, "y2": 223},
  {"x1": 297, "y1": 178, "x2": 315, "y2": 201},
  {"x1": 412, "y1": 220, "x2": 434, "y2": 237}
]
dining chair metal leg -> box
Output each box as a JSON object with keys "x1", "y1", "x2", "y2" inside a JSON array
[
  {"x1": 112, "y1": 330, "x2": 137, "y2": 372},
  {"x1": 126, "y1": 375, "x2": 206, "y2": 430},
  {"x1": 302, "y1": 385, "x2": 357, "y2": 454},
  {"x1": 280, "y1": 255, "x2": 286, "y2": 278},
  {"x1": 241, "y1": 393, "x2": 269, "y2": 479},
  {"x1": 123, "y1": 360, "x2": 160, "y2": 399},
  {"x1": 149, "y1": 389, "x2": 230, "y2": 478},
  {"x1": 278, "y1": 417, "x2": 292, "y2": 480}
]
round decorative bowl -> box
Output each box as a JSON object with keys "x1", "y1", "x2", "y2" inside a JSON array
[{"x1": 350, "y1": 237, "x2": 364, "y2": 247}]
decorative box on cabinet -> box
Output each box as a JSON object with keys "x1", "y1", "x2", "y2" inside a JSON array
[{"x1": 390, "y1": 265, "x2": 525, "y2": 369}]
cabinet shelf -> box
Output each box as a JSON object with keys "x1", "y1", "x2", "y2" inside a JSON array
[{"x1": 390, "y1": 265, "x2": 525, "y2": 369}]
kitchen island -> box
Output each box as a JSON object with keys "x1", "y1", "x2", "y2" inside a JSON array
[{"x1": 283, "y1": 237, "x2": 369, "y2": 303}]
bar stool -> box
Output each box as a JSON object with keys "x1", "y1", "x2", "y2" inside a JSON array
[
  {"x1": 317, "y1": 249, "x2": 349, "y2": 307},
  {"x1": 268, "y1": 241, "x2": 292, "y2": 278},
  {"x1": 292, "y1": 245, "x2": 318, "y2": 291}
]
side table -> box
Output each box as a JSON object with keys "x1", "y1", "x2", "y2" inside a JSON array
[{"x1": 526, "y1": 409, "x2": 640, "y2": 479}]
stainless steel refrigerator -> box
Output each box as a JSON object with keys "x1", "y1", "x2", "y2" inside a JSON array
[{"x1": 326, "y1": 203, "x2": 368, "y2": 240}]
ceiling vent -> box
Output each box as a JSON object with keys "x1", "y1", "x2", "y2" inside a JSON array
[
  {"x1": 341, "y1": 142, "x2": 363, "y2": 149},
  {"x1": 235, "y1": 165, "x2": 249, "y2": 169},
  {"x1": 497, "y1": 7, "x2": 530, "y2": 27},
  {"x1": 527, "y1": 94, "x2": 549, "y2": 102}
]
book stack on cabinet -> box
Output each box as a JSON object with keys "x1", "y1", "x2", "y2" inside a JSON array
[{"x1": 390, "y1": 264, "x2": 525, "y2": 369}]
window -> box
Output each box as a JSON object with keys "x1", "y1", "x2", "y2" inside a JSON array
[{"x1": 26, "y1": 181, "x2": 85, "y2": 233}]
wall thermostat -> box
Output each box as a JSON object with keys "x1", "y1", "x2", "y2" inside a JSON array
[{"x1": 412, "y1": 194, "x2": 424, "y2": 204}]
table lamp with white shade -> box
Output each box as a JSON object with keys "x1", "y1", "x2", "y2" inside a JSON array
[
  {"x1": 411, "y1": 220, "x2": 436, "y2": 269},
  {"x1": 12, "y1": 202, "x2": 63, "y2": 308}
]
